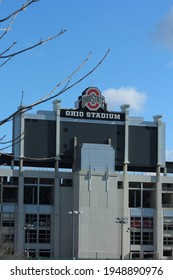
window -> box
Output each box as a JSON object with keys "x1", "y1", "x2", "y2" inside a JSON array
[
  {"x1": 3, "y1": 177, "x2": 18, "y2": 185},
  {"x1": 39, "y1": 250, "x2": 51, "y2": 258},
  {"x1": 118, "y1": 181, "x2": 123, "y2": 189},
  {"x1": 162, "y1": 194, "x2": 173, "y2": 208},
  {"x1": 39, "y1": 230, "x2": 51, "y2": 243},
  {"x1": 39, "y1": 215, "x2": 51, "y2": 227},
  {"x1": 3, "y1": 187, "x2": 18, "y2": 203},
  {"x1": 143, "y1": 252, "x2": 154, "y2": 259},
  {"x1": 130, "y1": 217, "x2": 154, "y2": 245},
  {"x1": 131, "y1": 217, "x2": 153, "y2": 229},
  {"x1": 163, "y1": 250, "x2": 172, "y2": 257},
  {"x1": 162, "y1": 183, "x2": 173, "y2": 191},
  {"x1": 129, "y1": 182, "x2": 141, "y2": 189},
  {"x1": 143, "y1": 191, "x2": 151, "y2": 207},
  {"x1": 39, "y1": 187, "x2": 53, "y2": 205},
  {"x1": 164, "y1": 237, "x2": 173, "y2": 246},
  {"x1": 40, "y1": 178, "x2": 54, "y2": 185},
  {"x1": 143, "y1": 183, "x2": 156, "y2": 189},
  {"x1": 131, "y1": 232, "x2": 141, "y2": 245},
  {"x1": 25, "y1": 214, "x2": 51, "y2": 228},
  {"x1": 142, "y1": 232, "x2": 153, "y2": 245},
  {"x1": 24, "y1": 186, "x2": 37, "y2": 204},
  {"x1": 25, "y1": 230, "x2": 37, "y2": 243},
  {"x1": 24, "y1": 178, "x2": 38, "y2": 184},
  {"x1": 25, "y1": 214, "x2": 37, "y2": 226},
  {"x1": 131, "y1": 217, "x2": 141, "y2": 229},
  {"x1": 25, "y1": 249, "x2": 36, "y2": 258},
  {"x1": 143, "y1": 217, "x2": 153, "y2": 229},
  {"x1": 2, "y1": 213, "x2": 15, "y2": 227},
  {"x1": 129, "y1": 182, "x2": 155, "y2": 208},
  {"x1": 2, "y1": 219, "x2": 14, "y2": 227},
  {"x1": 129, "y1": 190, "x2": 141, "y2": 207},
  {"x1": 163, "y1": 220, "x2": 173, "y2": 231},
  {"x1": 1, "y1": 233, "x2": 14, "y2": 243},
  {"x1": 131, "y1": 251, "x2": 141, "y2": 259},
  {"x1": 24, "y1": 178, "x2": 54, "y2": 205},
  {"x1": 60, "y1": 179, "x2": 73, "y2": 187},
  {"x1": 25, "y1": 214, "x2": 51, "y2": 244}
]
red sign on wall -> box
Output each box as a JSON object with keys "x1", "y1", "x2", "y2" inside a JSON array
[{"x1": 81, "y1": 87, "x2": 105, "y2": 111}]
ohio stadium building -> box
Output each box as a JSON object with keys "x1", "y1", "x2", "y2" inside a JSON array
[{"x1": 0, "y1": 87, "x2": 173, "y2": 260}]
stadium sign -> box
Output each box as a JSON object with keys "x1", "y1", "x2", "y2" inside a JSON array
[{"x1": 60, "y1": 87, "x2": 125, "y2": 121}]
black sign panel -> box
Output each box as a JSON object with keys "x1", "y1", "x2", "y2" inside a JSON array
[
  {"x1": 60, "y1": 109, "x2": 125, "y2": 121},
  {"x1": 60, "y1": 87, "x2": 125, "y2": 121}
]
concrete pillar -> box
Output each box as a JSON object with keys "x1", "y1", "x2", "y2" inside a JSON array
[
  {"x1": 153, "y1": 115, "x2": 164, "y2": 260},
  {"x1": 53, "y1": 100, "x2": 61, "y2": 259},
  {"x1": 16, "y1": 109, "x2": 25, "y2": 257},
  {"x1": 121, "y1": 104, "x2": 130, "y2": 259}
]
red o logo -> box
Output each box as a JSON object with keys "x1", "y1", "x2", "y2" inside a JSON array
[{"x1": 85, "y1": 88, "x2": 100, "y2": 110}]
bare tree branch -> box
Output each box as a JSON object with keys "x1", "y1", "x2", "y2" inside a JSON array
[
  {"x1": 0, "y1": 41, "x2": 17, "y2": 67},
  {"x1": 0, "y1": 49, "x2": 110, "y2": 127},
  {"x1": 0, "y1": 42, "x2": 17, "y2": 56},
  {"x1": 0, "y1": 132, "x2": 25, "y2": 145},
  {"x1": 0, "y1": 30, "x2": 66, "y2": 60},
  {"x1": 0, "y1": 56, "x2": 13, "y2": 68},
  {"x1": 0, "y1": 136, "x2": 25, "y2": 151},
  {"x1": 29, "y1": 49, "x2": 111, "y2": 108},
  {"x1": 0, "y1": 0, "x2": 39, "y2": 23},
  {"x1": 0, "y1": 135, "x2": 6, "y2": 142},
  {"x1": 32, "y1": 51, "x2": 92, "y2": 105},
  {"x1": 0, "y1": 13, "x2": 18, "y2": 40},
  {"x1": 0, "y1": 1, "x2": 110, "y2": 158}
]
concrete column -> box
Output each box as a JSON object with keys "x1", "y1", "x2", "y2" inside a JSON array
[
  {"x1": 121, "y1": 104, "x2": 130, "y2": 259},
  {"x1": 15, "y1": 176, "x2": 25, "y2": 257},
  {"x1": 153, "y1": 115, "x2": 164, "y2": 260},
  {"x1": 19, "y1": 108, "x2": 25, "y2": 173},
  {"x1": 73, "y1": 137, "x2": 78, "y2": 171},
  {"x1": 53, "y1": 100, "x2": 61, "y2": 259},
  {"x1": 16, "y1": 109, "x2": 25, "y2": 257}
]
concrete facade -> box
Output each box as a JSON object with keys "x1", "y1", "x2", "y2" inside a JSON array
[{"x1": 0, "y1": 87, "x2": 173, "y2": 260}]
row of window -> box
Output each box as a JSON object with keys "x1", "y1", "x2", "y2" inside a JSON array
[
  {"x1": 130, "y1": 217, "x2": 154, "y2": 245},
  {"x1": 163, "y1": 217, "x2": 173, "y2": 246},
  {"x1": 24, "y1": 229, "x2": 51, "y2": 244},
  {"x1": 130, "y1": 217, "x2": 153, "y2": 229},
  {"x1": 25, "y1": 214, "x2": 51, "y2": 228},
  {"x1": 25, "y1": 249, "x2": 51, "y2": 259},
  {"x1": 130, "y1": 216, "x2": 173, "y2": 247},
  {"x1": 1, "y1": 177, "x2": 173, "y2": 189},
  {"x1": 0, "y1": 177, "x2": 73, "y2": 186},
  {"x1": 0, "y1": 179, "x2": 73, "y2": 204},
  {"x1": 129, "y1": 191, "x2": 173, "y2": 208},
  {"x1": 0, "y1": 214, "x2": 50, "y2": 228},
  {"x1": 131, "y1": 231, "x2": 154, "y2": 245}
]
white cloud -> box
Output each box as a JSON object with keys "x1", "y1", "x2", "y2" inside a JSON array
[
  {"x1": 154, "y1": 6, "x2": 173, "y2": 52},
  {"x1": 102, "y1": 87, "x2": 147, "y2": 112}
]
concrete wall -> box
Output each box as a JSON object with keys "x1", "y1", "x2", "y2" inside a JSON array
[{"x1": 73, "y1": 171, "x2": 126, "y2": 259}]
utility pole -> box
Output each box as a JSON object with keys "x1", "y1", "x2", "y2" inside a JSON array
[
  {"x1": 115, "y1": 217, "x2": 128, "y2": 260},
  {"x1": 68, "y1": 210, "x2": 82, "y2": 260}
]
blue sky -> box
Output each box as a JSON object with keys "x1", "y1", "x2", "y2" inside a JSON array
[{"x1": 1, "y1": 0, "x2": 173, "y2": 159}]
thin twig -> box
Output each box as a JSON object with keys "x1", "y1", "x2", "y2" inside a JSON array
[
  {"x1": 31, "y1": 51, "x2": 91, "y2": 106},
  {"x1": 0, "y1": 42, "x2": 17, "y2": 56},
  {"x1": 0, "y1": 13, "x2": 18, "y2": 40},
  {"x1": 0, "y1": 0, "x2": 39, "y2": 23},
  {"x1": 0, "y1": 49, "x2": 110, "y2": 127},
  {"x1": 0, "y1": 30, "x2": 66, "y2": 59}
]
